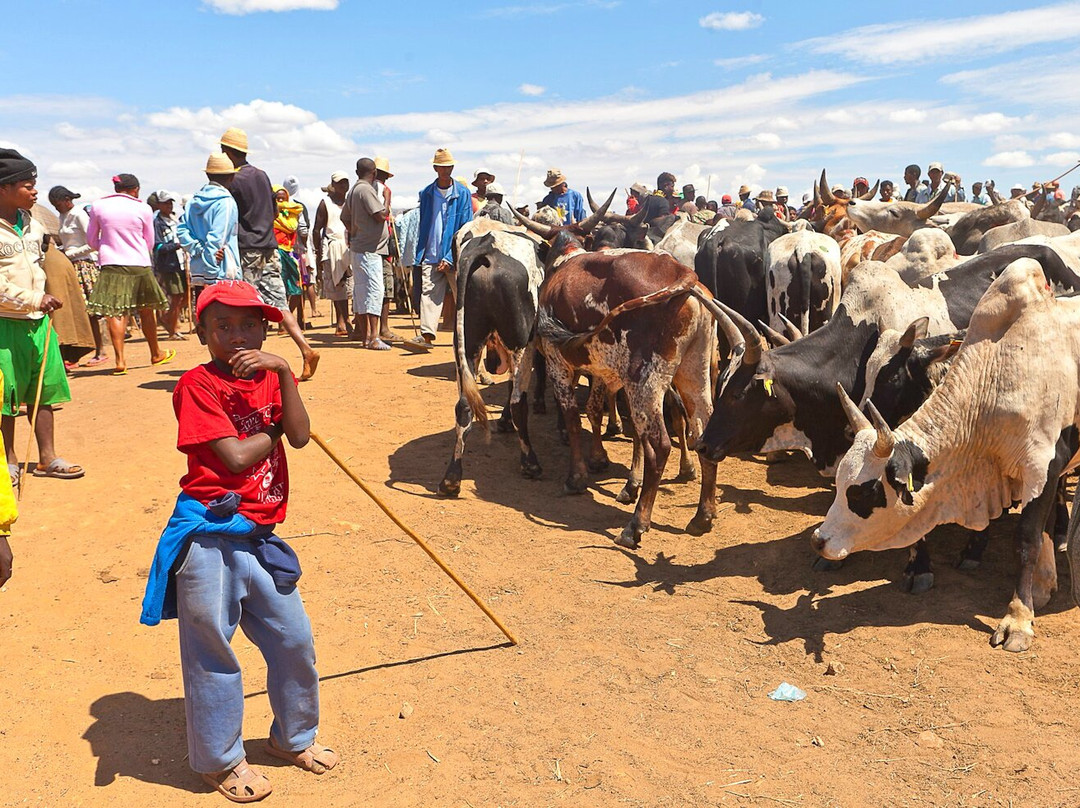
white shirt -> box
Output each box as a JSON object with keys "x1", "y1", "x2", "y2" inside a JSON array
[{"x1": 58, "y1": 206, "x2": 97, "y2": 262}]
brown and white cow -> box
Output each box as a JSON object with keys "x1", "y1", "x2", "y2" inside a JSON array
[{"x1": 813, "y1": 258, "x2": 1080, "y2": 651}]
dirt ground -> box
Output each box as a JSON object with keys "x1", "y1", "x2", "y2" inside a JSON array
[{"x1": 4, "y1": 311, "x2": 1080, "y2": 808}]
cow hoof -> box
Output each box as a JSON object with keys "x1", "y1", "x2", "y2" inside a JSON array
[
  {"x1": 812, "y1": 556, "x2": 844, "y2": 572},
  {"x1": 903, "y1": 571, "x2": 935, "y2": 595},
  {"x1": 675, "y1": 465, "x2": 698, "y2": 482},
  {"x1": 990, "y1": 625, "x2": 1034, "y2": 653},
  {"x1": 685, "y1": 513, "x2": 714, "y2": 536},
  {"x1": 614, "y1": 527, "x2": 641, "y2": 550},
  {"x1": 558, "y1": 429, "x2": 570, "y2": 446},
  {"x1": 763, "y1": 451, "x2": 788, "y2": 465},
  {"x1": 587, "y1": 456, "x2": 610, "y2": 473},
  {"x1": 496, "y1": 417, "x2": 516, "y2": 434},
  {"x1": 616, "y1": 484, "x2": 640, "y2": 504},
  {"x1": 604, "y1": 423, "x2": 622, "y2": 438},
  {"x1": 563, "y1": 475, "x2": 588, "y2": 495},
  {"x1": 438, "y1": 479, "x2": 461, "y2": 498},
  {"x1": 955, "y1": 557, "x2": 981, "y2": 572},
  {"x1": 533, "y1": 400, "x2": 547, "y2": 415},
  {"x1": 520, "y1": 461, "x2": 543, "y2": 480}
]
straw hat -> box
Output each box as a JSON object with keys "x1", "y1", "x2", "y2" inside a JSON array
[
  {"x1": 205, "y1": 152, "x2": 236, "y2": 174},
  {"x1": 544, "y1": 168, "x2": 567, "y2": 188},
  {"x1": 738, "y1": 184, "x2": 751, "y2": 195},
  {"x1": 432, "y1": 148, "x2": 455, "y2": 166},
  {"x1": 321, "y1": 170, "x2": 349, "y2": 192},
  {"x1": 755, "y1": 189, "x2": 776, "y2": 204},
  {"x1": 220, "y1": 127, "x2": 249, "y2": 153},
  {"x1": 374, "y1": 156, "x2": 393, "y2": 177},
  {"x1": 775, "y1": 186, "x2": 790, "y2": 198}
]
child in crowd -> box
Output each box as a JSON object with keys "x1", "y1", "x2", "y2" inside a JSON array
[{"x1": 140, "y1": 280, "x2": 336, "y2": 802}]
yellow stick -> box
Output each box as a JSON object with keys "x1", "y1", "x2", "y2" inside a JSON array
[
  {"x1": 309, "y1": 430, "x2": 519, "y2": 645},
  {"x1": 20, "y1": 320, "x2": 54, "y2": 500}
]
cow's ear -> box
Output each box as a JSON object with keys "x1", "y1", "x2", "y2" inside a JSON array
[
  {"x1": 884, "y1": 439, "x2": 929, "y2": 505},
  {"x1": 898, "y1": 317, "x2": 930, "y2": 350},
  {"x1": 754, "y1": 373, "x2": 776, "y2": 397}
]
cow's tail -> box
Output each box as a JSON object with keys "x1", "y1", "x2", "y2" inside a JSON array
[{"x1": 454, "y1": 254, "x2": 490, "y2": 432}]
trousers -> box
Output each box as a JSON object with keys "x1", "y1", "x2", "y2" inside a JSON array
[
  {"x1": 419, "y1": 263, "x2": 451, "y2": 338},
  {"x1": 175, "y1": 533, "x2": 320, "y2": 773}
]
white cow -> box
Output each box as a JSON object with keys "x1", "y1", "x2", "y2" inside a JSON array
[{"x1": 764, "y1": 230, "x2": 842, "y2": 335}]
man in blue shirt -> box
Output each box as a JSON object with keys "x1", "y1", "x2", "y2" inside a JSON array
[
  {"x1": 540, "y1": 168, "x2": 586, "y2": 226},
  {"x1": 408, "y1": 148, "x2": 472, "y2": 350}
]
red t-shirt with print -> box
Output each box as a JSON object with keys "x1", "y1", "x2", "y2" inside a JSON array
[{"x1": 172, "y1": 362, "x2": 289, "y2": 525}]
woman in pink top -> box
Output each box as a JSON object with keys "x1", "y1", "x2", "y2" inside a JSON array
[{"x1": 86, "y1": 173, "x2": 174, "y2": 374}]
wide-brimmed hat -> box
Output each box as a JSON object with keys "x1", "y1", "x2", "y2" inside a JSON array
[
  {"x1": 486, "y1": 182, "x2": 505, "y2": 197},
  {"x1": 196, "y1": 280, "x2": 283, "y2": 323},
  {"x1": 1011, "y1": 183, "x2": 1026, "y2": 191},
  {"x1": 738, "y1": 184, "x2": 751, "y2": 195},
  {"x1": 775, "y1": 186, "x2": 790, "y2": 198},
  {"x1": 205, "y1": 152, "x2": 236, "y2": 175},
  {"x1": 432, "y1": 148, "x2": 455, "y2": 166},
  {"x1": 755, "y1": 189, "x2": 776, "y2": 203},
  {"x1": 220, "y1": 127, "x2": 249, "y2": 153},
  {"x1": 544, "y1": 168, "x2": 567, "y2": 188},
  {"x1": 321, "y1": 170, "x2": 350, "y2": 192},
  {"x1": 48, "y1": 185, "x2": 80, "y2": 204},
  {"x1": 473, "y1": 168, "x2": 495, "y2": 184},
  {"x1": 375, "y1": 156, "x2": 393, "y2": 177}
]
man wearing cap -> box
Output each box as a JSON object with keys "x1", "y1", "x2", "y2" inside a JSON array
[
  {"x1": 755, "y1": 189, "x2": 779, "y2": 219},
  {"x1": 0, "y1": 148, "x2": 84, "y2": 484},
  {"x1": 775, "y1": 187, "x2": 794, "y2": 221},
  {"x1": 341, "y1": 157, "x2": 392, "y2": 350},
  {"x1": 717, "y1": 195, "x2": 737, "y2": 220},
  {"x1": 219, "y1": 127, "x2": 319, "y2": 380},
  {"x1": 920, "y1": 162, "x2": 963, "y2": 203},
  {"x1": 471, "y1": 169, "x2": 494, "y2": 214},
  {"x1": 539, "y1": 169, "x2": 586, "y2": 226},
  {"x1": 372, "y1": 157, "x2": 401, "y2": 344},
  {"x1": 410, "y1": 148, "x2": 473, "y2": 349},
  {"x1": 50, "y1": 185, "x2": 108, "y2": 365},
  {"x1": 177, "y1": 152, "x2": 241, "y2": 300},
  {"x1": 736, "y1": 184, "x2": 757, "y2": 213},
  {"x1": 86, "y1": 173, "x2": 174, "y2": 375},
  {"x1": 152, "y1": 190, "x2": 188, "y2": 340},
  {"x1": 475, "y1": 182, "x2": 514, "y2": 225}
]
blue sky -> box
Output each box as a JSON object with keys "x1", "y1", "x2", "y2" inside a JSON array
[{"x1": 5, "y1": 0, "x2": 1080, "y2": 209}]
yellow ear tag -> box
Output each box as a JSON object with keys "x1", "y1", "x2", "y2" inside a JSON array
[
  {"x1": 764, "y1": 379, "x2": 774, "y2": 397},
  {"x1": 906, "y1": 473, "x2": 915, "y2": 493}
]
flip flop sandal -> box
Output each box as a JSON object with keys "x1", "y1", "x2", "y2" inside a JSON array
[
  {"x1": 200, "y1": 760, "x2": 272, "y2": 803},
  {"x1": 152, "y1": 349, "x2": 177, "y2": 366},
  {"x1": 265, "y1": 737, "x2": 339, "y2": 775},
  {"x1": 367, "y1": 339, "x2": 393, "y2": 351},
  {"x1": 7, "y1": 463, "x2": 20, "y2": 494},
  {"x1": 112, "y1": 368, "x2": 128, "y2": 376},
  {"x1": 401, "y1": 336, "x2": 433, "y2": 353},
  {"x1": 32, "y1": 458, "x2": 85, "y2": 480},
  {"x1": 85, "y1": 355, "x2": 110, "y2": 367}
]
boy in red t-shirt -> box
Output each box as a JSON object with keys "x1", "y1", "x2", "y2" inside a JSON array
[{"x1": 167, "y1": 280, "x2": 336, "y2": 802}]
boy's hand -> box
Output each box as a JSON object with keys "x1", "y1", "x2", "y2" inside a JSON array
[
  {"x1": 0, "y1": 536, "x2": 12, "y2": 588},
  {"x1": 229, "y1": 349, "x2": 290, "y2": 379}
]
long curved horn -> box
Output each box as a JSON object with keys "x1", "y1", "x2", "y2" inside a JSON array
[
  {"x1": 813, "y1": 177, "x2": 821, "y2": 209},
  {"x1": 510, "y1": 204, "x2": 557, "y2": 239},
  {"x1": 758, "y1": 320, "x2": 790, "y2": 347},
  {"x1": 859, "y1": 179, "x2": 880, "y2": 201},
  {"x1": 576, "y1": 188, "x2": 616, "y2": 234},
  {"x1": 917, "y1": 181, "x2": 952, "y2": 220},
  {"x1": 819, "y1": 169, "x2": 837, "y2": 205},
  {"x1": 836, "y1": 382, "x2": 871, "y2": 433},
  {"x1": 587, "y1": 187, "x2": 600, "y2": 214},
  {"x1": 778, "y1": 313, "x2": 803, "y2": 340},
  {"x1": 716, "y1": 300, "x2": 764, "y2": 365},
  {"x1": 866, "y1": 400, "x2": 896, "y2": 458}
]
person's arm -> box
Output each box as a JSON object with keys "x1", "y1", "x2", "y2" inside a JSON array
[
  {"x1": 66, "y1": 209, "x2": 94, "y2": 260},
  {"x1": 86, "y1": 205, "x2": 101, "y2": 251},
  {"x1": 176, "y1": 209, "x2": 204, "y2": 262},
  {"x1": 142, "y1": 209, "x2": 156, "y2": 264},
  {"x1": 0, "y1": 535, "x2": 10, "y2": 588},
  {"x1": 227, "y1": 350, "x2": 310, "y2": 447},
  {"x1": 340, "y1": 191, "x2": 352, "y2": 242},
  {"x1": 313, "y1": 200, "x2": 327, "y2": 267}
]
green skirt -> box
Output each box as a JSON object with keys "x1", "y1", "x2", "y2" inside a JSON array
[
  {"x1": 156, "y1": 270, "x2": 188, "y2": 297},
  {"x1": 280, "y1": 249, "x2": 302, "y2": 297},
  {"x1": 87, "y1": 265, "x2": 168, "y2": 317}
]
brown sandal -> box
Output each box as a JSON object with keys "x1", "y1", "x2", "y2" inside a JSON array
[
  {"x1": 200, "y1": 759, "x2": 272, "y2": 803},
  {"x1": 265, "y1": 737, "x2": 339, "y2": 774}
]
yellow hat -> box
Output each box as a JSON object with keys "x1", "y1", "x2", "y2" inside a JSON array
[
  {"x1": 432, "y1": 148, "x2": 455, "y2": 167},
  {"x1": 205, "y1": 152, "x2": 237, "y2": 175},
  {"x1": 738, "y1": 184, "x2": 751, "y2": 195},
  {"x1": 374, "y1": 156, "x2": 393, "y2": 178},
  {"x1": 220, "y1": 127, "x2": 249, "y2": 153}
]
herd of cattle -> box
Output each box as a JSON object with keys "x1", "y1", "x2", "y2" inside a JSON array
[{"x1": 435, "y1": 172, "x2": 1080, "y2": 654}]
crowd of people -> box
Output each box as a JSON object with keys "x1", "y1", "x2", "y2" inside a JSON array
[{"x1": 2, "y1": 131, "x2": 1079, "y2": 802}]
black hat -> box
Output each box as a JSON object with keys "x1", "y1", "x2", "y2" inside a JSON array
[
  {"x1": 0, "y1": 148, "x2": 37, "y2": 185},
  {"x1": 48, "y1": 185, "x2": 80, "y2": 204},
  {"x1": 112, "y1": 173, "x2": 139, "y2": 190}
]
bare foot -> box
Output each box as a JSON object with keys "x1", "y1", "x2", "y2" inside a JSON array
[{"x1": 300, "y1": 351, "x2": 321, "y2": 381}]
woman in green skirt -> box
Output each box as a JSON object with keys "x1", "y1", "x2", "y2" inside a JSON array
[{"x1": 85, "y1": 173, "x2": 175, "y2": 375}]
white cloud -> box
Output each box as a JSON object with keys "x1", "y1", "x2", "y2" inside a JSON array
[
  {"x1": 938, "y1": 112, "x2": 1021, "y2": 134},
  {"x1": 803, "y1": 2, "x2": 1080, "y2": 65},
  {"x1": 888, "y1": 108, "x2": 926, "y2": 124},
  {"x1": 713, "y1": 54, "x2": 768, "y2": 69},
  {"x1": 481, "y1": 0, "x2": 617, "y2": 17},
  {"x1": 1044, "y1": 151, "x2": 1080, "y2": 166},
  {"x1": 203, "y1": 0, "x2": 337, "y2": 13},
  {"x1": 47, "y1": 160, "x2": 101, "y2": 179},
  {"x1": 518, "y1": 84, "x2": 546, "y2": 97},
  {"x1": 983, "y1": 151, "x2": 1035, "y2": 168},
  {"x1": 700, "y1": 11, "x2": 764, "y2": 31}
]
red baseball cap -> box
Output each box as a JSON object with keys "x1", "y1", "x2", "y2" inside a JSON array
[
  {"x1": 196, "y1": 280, "x2": 283, "y2": 322},
  {"x1": 722, "y1": 194, "x2": 732, "y2": 204}
]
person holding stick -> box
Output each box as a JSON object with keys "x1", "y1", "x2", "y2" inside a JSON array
[
  {"x1": 139, "y1": 279, "x2": 336, "y2": 802},
  {"x1": 0, "y1": 149, "x2": 83, "y2": 488}
]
